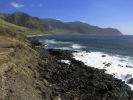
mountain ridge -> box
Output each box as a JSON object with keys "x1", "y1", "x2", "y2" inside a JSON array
[
  {"x1": 43, "y1": 18, "x2": 122, "y2": 35},
  {"x1": 0, "y1": 12, "x2": 122, "y2": 35},
  {"x1": 0, "y1": 12, "x2": 48, "y2": 33}
]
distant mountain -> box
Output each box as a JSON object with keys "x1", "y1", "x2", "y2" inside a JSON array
[
  {"x1": 43, "y1": 19, "x2": 122, "y2": 35},
  {"x1": 0, "y1": 12, "x2": 47, "y2": 32},
  {"x1": 0, "y1": 12, "x2": 122, "y2": 35}
]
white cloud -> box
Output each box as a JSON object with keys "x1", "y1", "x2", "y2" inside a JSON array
[
  {"x1": 10, "y1": 2, "x2": 24, "y2": 8},
  {"x1": 81, "y1": 21, "x2": 87, "y2": 23}
]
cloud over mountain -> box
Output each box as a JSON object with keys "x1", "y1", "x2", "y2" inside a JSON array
[{"x1": 10, "y1": 2, "x2": 24, "y2": 8}]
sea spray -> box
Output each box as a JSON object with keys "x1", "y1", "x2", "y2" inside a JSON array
[{"x1": 73, "y1": 51, "x2": 133, "y2": 89}]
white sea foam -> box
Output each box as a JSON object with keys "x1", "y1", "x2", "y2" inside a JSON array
[
  {"x1": 43, "y1": 39, "x2": 85, "y2": 51},
  {"x1": 44, "y1": 39, "x2": 56, "y2": 44},
  {"x1": 58, "y1": 47, "x2": 72, "y2": 50},
  {"x1": 71, "y1": 44, "x2": 85, "y2": 49},
  {"x1": 44, "y1": 39, "x2": 71, "y2": 44},
  {"x1": 61, "y1": 60, "x2": 71, "y2": 65},
  {"x1": 73, "y1": 51, "x2": 133, "y2": 90}
]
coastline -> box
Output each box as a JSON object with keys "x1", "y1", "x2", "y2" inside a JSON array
[
  {"x1": 1, "y1": 34, "x2": 133, "y2": 99},
  {"x1": 31, "y1": 37, "x2": 133, "y2": 99},
  {"x1": 73, "y1": 51, "x2": 133, "y2": 89},
  {"x1": 26, "y1": 33, "x2": 124, "y2": 38},
  {"x1": 26, "y1": 34, "x2": 49, "y2": 38}
]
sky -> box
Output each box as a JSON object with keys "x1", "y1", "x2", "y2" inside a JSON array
[{"x1": 0, "y1": 0, "x2": 133, "y2": 35}]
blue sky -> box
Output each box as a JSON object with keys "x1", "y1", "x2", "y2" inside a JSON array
[{"x1": 0, "y1": 0, "x2": 133, "y2": 34}]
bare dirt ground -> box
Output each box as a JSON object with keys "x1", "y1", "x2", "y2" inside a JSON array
[
  {"x1": 0, "y1": 36, "x2": 15, "y2": 99},
  {"x1": 0, "y1": 36, "x2": 15, "y2": 64},
  {"x1": 0, "y1": 36, "x2": 48, "y2": 100}
]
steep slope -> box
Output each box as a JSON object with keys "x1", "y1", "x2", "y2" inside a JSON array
[
  {"x1": 1, "y1": 12, "x2": 122, "y2": 35},
  {"x1": 0, "y1": 19, "x2": 53, "y2": 100},
  {"x1": 0, "y1": 18, "x2": 43, "y2": 35},
  {"x1": 0, "y1": 12, "x2": 48, "y2": 33},
  {"x1": 43, "y1": 19, "x2": 122, "y2": 35},
  {"x1": 67, "y1": 21, "x2": 122, "y2": 35},
  {"x1": 42, "y1": 18, "x2": 75, "y2": 33}
]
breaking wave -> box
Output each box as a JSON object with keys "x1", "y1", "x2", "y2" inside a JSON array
[{"x1": 73, "y1": 51, "x2": 133, "y2": 90}]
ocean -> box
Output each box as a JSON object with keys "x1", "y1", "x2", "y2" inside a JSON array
[{"x1": 33, "y1": 34, "x2": 133, "y2": 89}]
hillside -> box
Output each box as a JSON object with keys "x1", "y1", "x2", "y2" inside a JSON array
[
  {"x1": 0, "y1": 12, "x2": 48, "y2": 33},
  {"x1": 0, "y1": 12, "x2": 122, "y2": 35},
  {"x1": 43, "y1": 19, "x2": 122, "y2": 35},
  {"x1": 0, "y1": 17, "x2": 43, "y2": 36},
  {"x1": 0, "y1": 18, "x2": 55, "y2": 99}
]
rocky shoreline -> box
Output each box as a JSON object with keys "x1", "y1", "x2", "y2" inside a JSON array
[{"x1": 30, "y1": 38, "x2": 133, "y2": 100}]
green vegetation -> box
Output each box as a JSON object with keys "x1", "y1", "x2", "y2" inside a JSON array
[
  {"x1": 0, "y1": 12, "x2": 122, "y2": 35},
  {"x1": 0, "y1": 12, "x2": 48, "y2": 34},
  {"x1": 43, "y1": 19, "x2": 122, "y2": 35},
  {"x1": 0, "y1": 16, "x2": 50, "y2": 99},
  {"x1": 0, "y1": 18, "x2": 43, "y2": 36}
]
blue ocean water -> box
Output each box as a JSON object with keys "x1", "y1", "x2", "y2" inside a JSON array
[{"x1": 33, "y1": 35, "x2": 133, "y2": 57}]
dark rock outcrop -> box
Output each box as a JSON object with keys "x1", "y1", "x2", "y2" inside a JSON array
[
  {"x1": 35, "y1": 47, "x2": 133, "y2": 100},
  {"x1": 102, "y1": 55, "x2": 106, "y2": 57},
  {"x1": 127, "y1": 78, "x2": 133, "y2": 84}
]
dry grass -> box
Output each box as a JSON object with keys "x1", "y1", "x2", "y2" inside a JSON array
[
  {"x1": 0, "y1": 36, "x2": 16, "y2": 65},
  {"x1": 0, "y1": 18, "x2": 50, "y2": 100}
]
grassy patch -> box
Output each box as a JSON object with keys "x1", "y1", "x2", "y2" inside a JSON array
[{"x1": 0, "y1": 18, "x2": 42, "y2": 36}]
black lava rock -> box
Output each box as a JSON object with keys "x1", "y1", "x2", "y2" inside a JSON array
[
  {"x1": 102, "y1": 55, "x2": 106, "y2": 57},
  {"x1": 35, "y1": 47, "x2": 133, "y2": 100},
  {"x1": 127, "y1": 78, "x2": 133, "y2": 84}
]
